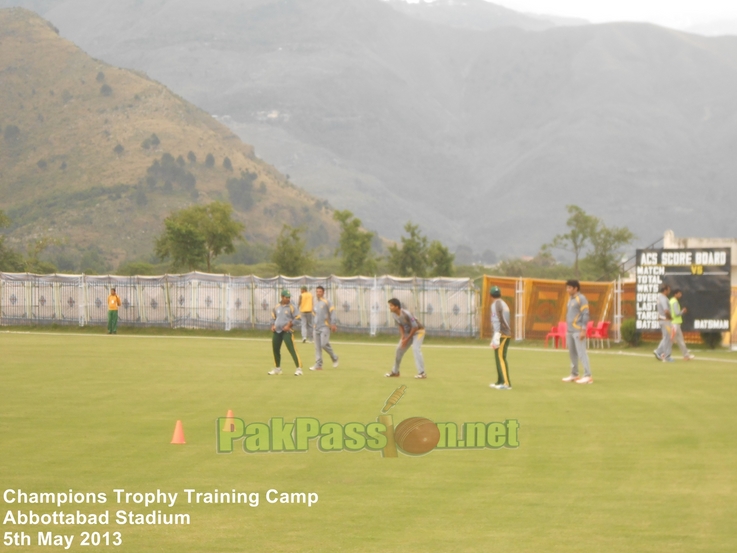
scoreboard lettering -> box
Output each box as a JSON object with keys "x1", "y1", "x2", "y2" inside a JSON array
[{"x1": 635, "y1": 248, "x2": 731, "y2": 332}]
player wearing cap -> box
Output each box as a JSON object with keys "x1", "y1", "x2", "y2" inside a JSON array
[
  {"x1": 562, "y1": 279, "x2": 594, "y2": 384},
  {"x1": 489, "y1": 286, "x2": 512, "y2": 390},
  {"x1": 269, "y1": 289, "x2": 304, "y2": 376},
  {"x1": 385, "y1": 298, "x2": 427, "y2": 379},
  {"x1": 309, "y1": 285, "x2": 339, "y2": 371}
]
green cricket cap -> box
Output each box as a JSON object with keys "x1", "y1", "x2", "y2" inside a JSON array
[
  {"x1": 281, "y1": 289, "x2": 291, "y2": 297},
  {"x1": 489, "y1": 286, "x2": 501, "y2": 297}
]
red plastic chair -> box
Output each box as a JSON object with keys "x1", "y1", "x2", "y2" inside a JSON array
[
  {"x1": 590, "y1": 321, "x2": 611, "y2": 348},
  {"x1": 545, "y1": 321, "x2": 567, "y2": 348},
  {"x1": 585, "y1": 321, "x2": 594, "y2": 347}
]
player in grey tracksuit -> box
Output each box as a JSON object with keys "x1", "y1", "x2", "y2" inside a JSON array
[
  {"x1": 654, "y1": 284, "x2": 674, "y2": 362},
  {"x1": 385, "y1": 298, "x2": 426, "y2": 378},
  {"x1": 564, "y1": 279, "x2": 593, "y2": 382},
  {"x1": 310, "y1": 285, "x2": 339, "y2": 371}
]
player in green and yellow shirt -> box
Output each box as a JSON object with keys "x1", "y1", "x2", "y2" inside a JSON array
[{"x1": 107, "y1": 288, "x2": 121, "y2": 334}]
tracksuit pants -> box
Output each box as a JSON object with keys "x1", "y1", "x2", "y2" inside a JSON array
[
  {"x1": 494, "y1": 336, "x2": 511, "y2": 386},
  {"x1": 107, "y1": 310, "x2": 118, "y2": 333},
  {"x1": 272, "y1": 331, "x2": 301, "y2": 369},
  {"x1": 672, "y1": 324, "x2": 690, "y2": 357},
  {"x1": 300, "y1": 313, "x2": 314, "y2": 341},
  {"x1": 313, "y1": 326, "x2": 338, "y2": 368},
  {"x1": 655, "y1": 321, "x2": 673, "y2": 360},
  {"x1": 568, "y1": 331, "x2": 592, "y2": 377},
  {"x1": 391, "y1": 330, "x2": 425, "y2": 375}
]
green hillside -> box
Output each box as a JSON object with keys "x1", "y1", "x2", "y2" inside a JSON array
[
  {"x1": 0, "y1": 8, "x2": 339, "y2": 270},
  {"x1": 22, "y1": 0, "x2": 737, "y2": 255}
]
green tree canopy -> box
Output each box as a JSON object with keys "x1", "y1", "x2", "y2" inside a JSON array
[
  {"x1": 24, "y1": 237, "x2": 59, "y2": 274},
  {"x1": 0, "y1": 211, "x2": 24, "y2": 272},
  {"x1": 155, "y1": 202, "x2": 244, "y2": 272},
  {"x1": 546, "y1": 205, "x2": 598, "y2": 278},
  {"x1": 387, "y1": 222, "x2": 454, "y2": 277},
  {"x1": 333, "y1": 210, "x2": 376, "y2": 276},
  {"x1": 387, "y1": 222, "x2": 429, "y2": 277},
  {"x1": 428, "y1": 240, "x2": 455, "y2": 277},
  {"x1": 582, "y1": 225, "x2": 635, "y2": 280},
  {"x1": 546, "y1": 205, "x2": 634, "y2": 280},
  {"x1": 271, "y1": 225, "x2": 314, "y2": 276},
  {"x1": 155, "y1": 217, "x2": 207, "y2": 271}
]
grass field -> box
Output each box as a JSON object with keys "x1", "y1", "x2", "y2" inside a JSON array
[{"x1": 1, "y1": 330, "x2": 736, "y2": 552}]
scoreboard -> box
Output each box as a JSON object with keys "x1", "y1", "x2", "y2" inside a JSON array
[{"x1": 635, "y1": 248, "x2": 731, "y2": 332}]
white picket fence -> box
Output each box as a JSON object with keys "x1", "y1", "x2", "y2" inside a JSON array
[{"x1": 0, "y1": 272, "x2": 478, "y2": 337}]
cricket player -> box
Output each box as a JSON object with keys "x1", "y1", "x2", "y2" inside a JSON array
[
  {"x1": 489, "y1": 285, "x2": 512, "y2": 390},
  {"x1": 107, "y1": 287, "x2": 121, "y2": 334},
  {"x1": 654, "y1": 283, "x2": 674, "y2": 363},
  {"x1": 309, "y1": 285, "x2": 339, "y2": 371},
  {"x1": 562, "y1": 279, "x2": 594, "y2": 384},
  {"x1": 269, "y1": 289, "x2": 303, "y2": 376},
  {"x1": 385, "y1": 298, "x2": 427, "y2": 379},
  {"x1": 298, "y1": 285, "x2": 314, "y2": 343},
  {"x1": 669, "y1": 289, "x2": 695, "y2": 360}
]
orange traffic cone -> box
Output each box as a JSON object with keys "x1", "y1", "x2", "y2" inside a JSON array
[
  {"x1": 171, "y1": 420, "x2": 186, "y2": 444},
  {"x1": 223, "y1": 410, "x2": 235, "y2": 432}
]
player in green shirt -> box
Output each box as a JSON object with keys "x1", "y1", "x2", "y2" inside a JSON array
[{"x1": 669, "y1": 289, "x2": 695, "y2": 360}]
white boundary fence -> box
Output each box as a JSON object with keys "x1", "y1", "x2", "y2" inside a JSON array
[{"x1": 0, "y1": 272, "x2": 478, "y2": 337}]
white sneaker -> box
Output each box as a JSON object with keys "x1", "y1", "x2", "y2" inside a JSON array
[
  {"x1": 562, "y1": 375, "x2": 579, "y2": 382},
  {"x1": 302, "y1": 338, "x2": 307, "y2": 343},
  {"x1": 496, "y1": 384, "x2": 512, "y2": 390},
  {"x1": 684, "y1": 354, "x2": 695, "y2": 360},
  {"x1": 414, "y1": 372, "x2": 427, "y2": 379},
  {"x1": 576, "y1": 376, "x2": 593, "y2": 384},
  {"x1": 294, "y1": 368, "x2": 303, "y2": 376},
  {"x1": 332, "y1": 357, "x2": 339, "y2": 368},
  {"x1": 309, "y1": 366, "x2": 322, "y2": 371},
  {"x1": 267, "y1": 368, "x2": 282, "y2": 375}
]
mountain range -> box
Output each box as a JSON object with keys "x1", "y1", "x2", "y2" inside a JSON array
[
  {"x1": 2, "y1": 0, "x2": 737, "y2": 258},
  {"x1": 0, "y1": 8, "x2": 339, "y2": 269},
  {"x1": 384, "y1": 0, "x2": 587, "y2": 32}
]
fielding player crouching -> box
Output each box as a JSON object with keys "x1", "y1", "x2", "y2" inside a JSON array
[{"x1": 385, "y1": 298, "x2": 427, "y2": 379}]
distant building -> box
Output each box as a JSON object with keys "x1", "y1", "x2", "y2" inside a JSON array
[{"x1": 664, "y1": 230, "x2": 737, "y2": 287}]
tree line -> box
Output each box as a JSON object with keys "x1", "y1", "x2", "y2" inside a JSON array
[
  {"x1": 152, "y1": 203, "x2": 456, "y2": 277},
  {"x1": 492, "y1": 205, "x2": 634, "y2": 281},
  {"x1": 1, "y1": 203, "x2": 634, "y2": 280}
]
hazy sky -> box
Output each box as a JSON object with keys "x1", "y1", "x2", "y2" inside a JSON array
[{"x1": 486, "y1": 0, "x2": 737, "y2": 28}]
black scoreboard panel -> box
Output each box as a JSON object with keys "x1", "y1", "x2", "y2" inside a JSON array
[{"x1": 635, "y1": 249, "x2": 731, "y2": 332}]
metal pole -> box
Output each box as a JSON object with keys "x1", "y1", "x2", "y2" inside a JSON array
[
  {"x1": 614, "y1": 276, "x2": 622, "y2": 343},
  {"x1": 225, "y1": 275, "x2": 232, "y2": 332},
  {"x1": 515, "y1": 278, "x2": 525, "y2": 341}
]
